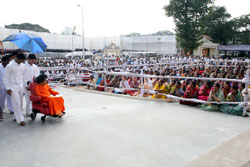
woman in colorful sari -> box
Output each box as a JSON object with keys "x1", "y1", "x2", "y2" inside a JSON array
[
  {"x1": 220, "y1": 85, "x2": 248, "y2": 116},
  {"x1": 222, "y1": 82, "x2": 231, "y2": 99},
  {"x1": 198, "y1": 81, "x2": 212, "y2": 101},
  {"x1": 152, "y1": 79, "x2": 166, "y2": 99},
  {"x1": 165, "y1": 80, "x2": 176, "y2": 94},
  {"x1": 125, "y1": 77, "x2": 139, "y2": 96},
  {"x1": 95, "y1": 74, "x2": 103, "y2": 86},
  {"x1": 170, "y1": 81, "x2": 184, "y2": 97},
  {"x1": 107, "y1": 76, "x2": 116, "y2": 93},
  {"x1": 201, "y1": 82, "x2": 225, "y2": 111},
  {"x1": 97, "y1": 75, "x2": 111, "y2": 91},
  {"x1": 35, "y1": 74, "x2": 65, "y2": 117},
  {"x1": 180, "y1": 81, "x2": 199, "y2": 105}
]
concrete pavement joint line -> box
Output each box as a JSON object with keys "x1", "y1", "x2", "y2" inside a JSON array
[{"x1": 186, "y1": 129, "x2": 250, "y2": 167}]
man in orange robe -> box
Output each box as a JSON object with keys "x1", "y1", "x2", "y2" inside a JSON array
[{"x1": 35, "y1": 74, "x2": 65, "y2": 116}]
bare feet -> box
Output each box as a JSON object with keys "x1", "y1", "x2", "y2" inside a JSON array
[{"x1": 20, "y1": 121, "x2": 26, "y2": 126}]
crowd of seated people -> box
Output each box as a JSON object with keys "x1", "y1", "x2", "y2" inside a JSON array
[
  {"x1": 26, "y1": 53, "x2": 250, "y2": 88},
  {"x1": 19, "y1": 54, "x2": 249, "y2": 118},
  {"x1": 84, "y1": 64, "x2": 249, "y2": 117}
]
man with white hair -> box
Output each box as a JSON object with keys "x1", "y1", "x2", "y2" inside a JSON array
[
  {"x1": 3, "y1": 53, "x2": 26, "y2": 126},
  {"x1": 23, "y1": 54, "x2": 40, "y2": 116}
]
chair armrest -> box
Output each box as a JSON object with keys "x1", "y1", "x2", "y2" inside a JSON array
[{"x1": 30, "y1": 95, "x2": 42, "y2": 102}]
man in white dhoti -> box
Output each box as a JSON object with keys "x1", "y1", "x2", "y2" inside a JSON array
[
  {"x1": 23, "y1": 54, "x2": 40, "y2": 116},
  {"x1": 3, "y1": 53, "x2": 26, "y2": 126},
  {"x1": 9, "y1": 51, "x2": 24, "y2": 110},
  {"x1": 0, "y1": 56, "x2": 14, "y2": 115}
]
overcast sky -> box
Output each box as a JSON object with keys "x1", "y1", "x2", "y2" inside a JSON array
[{"x1": 0, "y1": 0, "x2": 249, "y2": 37}]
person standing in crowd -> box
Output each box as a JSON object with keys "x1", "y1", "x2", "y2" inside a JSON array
[
  {"x1": 9, "y1": 51, "x2": 25, "y2": 110},
  {"x1": 23, "y1": 54, "x2": 40, "y2": 116},
  {"x1": 3, "y1": 53, "x2": 26, "y2": 126},
  {"x1": 9, "y1": 51, "x2": 18, "y2": 62},
  {"x1": 0, "y1": 56, "x2": 14, "y2": 115}
]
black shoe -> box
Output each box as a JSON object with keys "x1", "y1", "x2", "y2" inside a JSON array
[
  {"x1": 243, "y1": 114, "x2": 249, "y2": 117},
  {"x1": 0, "y1": 112, "x2": 3, "y2": 120}
]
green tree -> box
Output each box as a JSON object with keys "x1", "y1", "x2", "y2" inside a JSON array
[
  {"x1": 164, "y1": 0, "x2": 214, "y2": 55},
  {"x1": 5, "y1": 23, "x2": 50, "y2": 33},
  {"x1": 232, "y1": 14, "x2": 250, "y2": 44},
  {"x1": 202, "y1": 6, "x2": 234, "y2": 45},
  {"x1": 124, "y1": 32, "x2": 141, "y2": 37},
  {"x1": 151, "y1": 30, "x2": 174, "y2": 36}
]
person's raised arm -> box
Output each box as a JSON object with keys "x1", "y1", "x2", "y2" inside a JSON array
[{"x1": 48, "y1": 86, "x2": 58, "y2": 96}]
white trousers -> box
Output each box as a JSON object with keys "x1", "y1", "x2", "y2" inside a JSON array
[
  {"x1": 0, "y1": 89, "x2": 14, "y2": 113},
  {"x1": 21, "y1": 93, "x2": 24, "y2": 110},
  {"x1": 11, "y1": 91, "x2": 24, "y2": 123},
  {"x1": 24, "y1": 89, "x2": 32, "y2": 115}
]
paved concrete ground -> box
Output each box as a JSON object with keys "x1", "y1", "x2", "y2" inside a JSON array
[{"x1": 0, "y1": 87, "x2": 250, "y2": 167}]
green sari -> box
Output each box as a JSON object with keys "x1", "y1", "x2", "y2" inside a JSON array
[
  {"x1": 220, "y1": 92, "x2": 243, "y2": 116},
  {"x1": 201, "y1": 89, "x2": 225, "y2": 111}
]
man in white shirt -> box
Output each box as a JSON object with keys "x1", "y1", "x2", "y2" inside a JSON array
[
  {"x1": 3, "y1": 53, "x2": 26, "y2": 126},
  {"x1": 23, "y1": 54, "x2": 40, "y2": 116},
  {"x1": 0, "y1": 55, "x2": 14, "y2": 116},
  {"x1": 9, "y1": 51, "x2": 18, "y2": 63}
]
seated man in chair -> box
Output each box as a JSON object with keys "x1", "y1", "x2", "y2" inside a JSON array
[{"x1": 35, "y1": 74, "x2": 65, "y2": 117}]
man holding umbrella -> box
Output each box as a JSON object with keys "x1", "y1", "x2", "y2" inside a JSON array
[{"x1": 3, "y1": 53, "x2": 26, "y2": 126}]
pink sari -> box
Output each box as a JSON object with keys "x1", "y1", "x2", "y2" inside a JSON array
[{"x1": 198, "y1": 85, "x2": 211, "y2": 101}]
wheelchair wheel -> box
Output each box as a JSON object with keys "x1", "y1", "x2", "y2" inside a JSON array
[
  {"x1": 41, "y1": 116, "x2": 46, "y2": 122},
  {"x1": 30, "y1": 113, "x2": 36, "y2": 121}
]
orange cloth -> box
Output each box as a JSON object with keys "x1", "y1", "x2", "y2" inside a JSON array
[{"x1": 35, "y1": 84, "x2": 65, "y2": 116}]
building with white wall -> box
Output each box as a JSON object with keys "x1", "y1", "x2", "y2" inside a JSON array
[{"x1": 0, "y1": 27, "x2": 177, "y2": 55}]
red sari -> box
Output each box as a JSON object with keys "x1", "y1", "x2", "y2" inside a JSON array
[
  {"x1": 35, "y1": 84, "x2": 65, "y2": 116},
  {"x1": 180, "y1": 86, "x2": 199, "y2": 105},
  {"x1": 198, "y1": 85, "x2": 211, "y2": 101},
  {"x1": 97, "y1": 80, "x2": 110, "y2": 91},
  {"x1": 124, "y1": 81, "x2": 139, "y2": 96}
]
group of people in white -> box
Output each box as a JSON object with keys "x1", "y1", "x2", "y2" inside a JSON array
[{"x1": 0, "y1": 52, "x2": 39, "y2": 126}]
